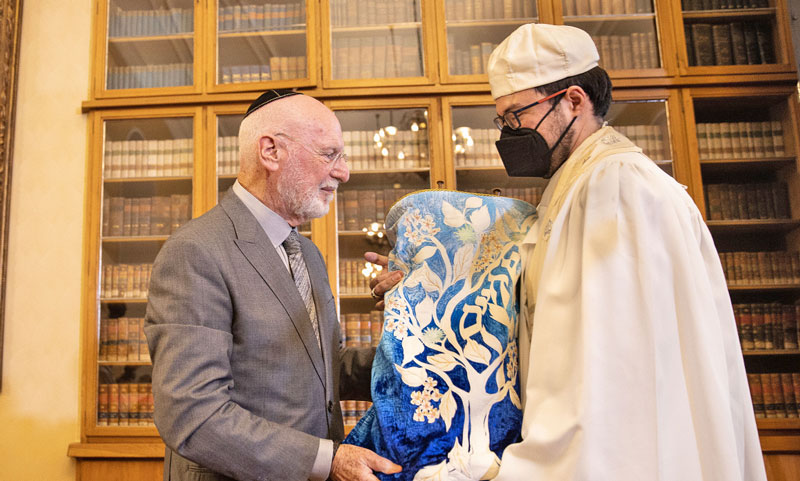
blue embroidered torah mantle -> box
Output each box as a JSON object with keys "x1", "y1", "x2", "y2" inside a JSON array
[{"x1": 345, "y1": 190, "x2": 537, "y2": 481}]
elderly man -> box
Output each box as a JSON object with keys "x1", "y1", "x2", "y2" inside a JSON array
[
  {"x1": 146, "y1": 90, "x2": 400, "y2": 481},
  {"x1": 369, "y1": 24, "x2": 766, "y2": 480}
]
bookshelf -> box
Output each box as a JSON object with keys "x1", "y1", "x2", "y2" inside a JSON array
[
  {"x1": 676, "y1": 0, "x2": 796, "y2": 75},
  {"x1": 682, "y1": 85, "x2": 800, "y2": 456},
  {"x1": 73, "y1": 0, "x2": 800, "y2": 479},
  {"x1": 84, "y1": 107, "x2": 202, "y2": 441},
  {"x1": 96, "y1": 0, "x2": 200, "y2": 97},
  {"x1": 213, "y1": 0, "x2": 318, "y2": 90}
]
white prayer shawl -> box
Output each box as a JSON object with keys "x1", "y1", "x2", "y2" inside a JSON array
[{"x1": 495, "y1": 126, "x2": 766, "y2": 481}]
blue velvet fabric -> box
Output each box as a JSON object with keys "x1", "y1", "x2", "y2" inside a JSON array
[{"x1": 344, "y1": 190, "x2": 536, "y2": 481}]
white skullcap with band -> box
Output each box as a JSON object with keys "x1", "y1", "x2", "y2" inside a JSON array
[{"x1": 487, "y1": 23, "x2": 600, "y2": 100}]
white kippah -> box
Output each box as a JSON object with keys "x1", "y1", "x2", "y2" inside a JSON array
[{"x1": 487, "y1": 23, "x2": 600, "y2": 99}]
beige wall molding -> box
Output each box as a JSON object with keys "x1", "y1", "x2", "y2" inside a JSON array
[{"x1": 0, "y1": 0, "x2": 22, "y2": 392}]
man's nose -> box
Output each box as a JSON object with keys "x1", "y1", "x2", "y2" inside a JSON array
[{"x1": 330, "y1": 156, "x2": 350, "y2": 183}]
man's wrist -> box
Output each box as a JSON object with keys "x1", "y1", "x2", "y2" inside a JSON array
[{"x1": 332, "y1": 440, "x2": 341, "y2": 463}]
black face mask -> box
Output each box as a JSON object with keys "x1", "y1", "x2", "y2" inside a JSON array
[{"x1": 495, "y1": 103, "x2": 577, "y2": 178}]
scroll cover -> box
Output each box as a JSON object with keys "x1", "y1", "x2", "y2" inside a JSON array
[{"x1": 345, "y1": 190, "x2": 536, "y2": 481}]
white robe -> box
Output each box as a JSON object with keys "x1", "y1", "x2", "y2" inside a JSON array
[{"x1": 495, "y1": 127, "x2": 766, "y2": 481}]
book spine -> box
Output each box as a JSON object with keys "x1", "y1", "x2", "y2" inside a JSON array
[
  {"x1": 98, "y1": 384, "x2": 109, "y2": 426},
  {"x1": 761, "y1": 373, "x2": 776, "y2": 418},
  {"x1": 781, "y1": 373, "x2": 798, "y2": 417},
  {"x1": 771, "y1": 373, "x2": 786, "y2": 417},
  {"x1": 748, "y1": 373, "x2": 764, "y2": 418},
  {"x1": 109, "y1": 383, "x2": 120, "y2": 426}
]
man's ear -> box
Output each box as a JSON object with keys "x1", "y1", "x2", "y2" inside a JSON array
[
  {"x1": 258, "y1": 134, "x2": 281, "y2": 173},
  {"x1": 563, "y1": 86, "x2": 590, "y2": 115}
]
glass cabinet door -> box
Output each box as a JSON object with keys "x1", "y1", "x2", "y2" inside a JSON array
[
  {"x1": 680, "y1": 0, "x2": 788, "y2": 70},
  {"x1": 95, "y1": 114, "x2": 195, "y2": 432},
  {"x1": 687, "y1": 88, "x2": 800, "y2": 426},
  {"x1": 330, "y1": 103, "x2": 434, "y2": 430},
  {"x1": 440, "y1": 0, "x2": 538, "y2": 81},
  {"x1": 326, "y1": 0, "x2": 430, "y2": 86},
  {"x1": 607, "y1": 99, "x2": 673, "y2": 176},
  {"x1": 102, "y1": 0, "x2": 196, "y2": 94},
  {"x1": 215, "y1": 0, "x2": 313, "y2": 88},
  {"x1": 562, "y1": 0, "x2": 662, "y2": 72}
]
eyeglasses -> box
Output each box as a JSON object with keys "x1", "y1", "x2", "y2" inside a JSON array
[
  {"x1": 276, "y1": 132, "x2": 348, "y2": 165},
  {"x1": 493, "y1": 88, "x2": 569, "y2": 131}
]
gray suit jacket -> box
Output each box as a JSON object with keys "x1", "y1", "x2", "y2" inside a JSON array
[{"x1": 145, "y1": 191, "x2": 374, "y2": 481}]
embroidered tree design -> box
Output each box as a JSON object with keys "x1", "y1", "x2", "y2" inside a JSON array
[{"x1": 384, "y1": 197, "x2": 532, "y2": 481}]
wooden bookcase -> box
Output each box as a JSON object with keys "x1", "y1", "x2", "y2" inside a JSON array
[{"x1": 72, "y1": 0, "x2": 800, "y2": 480}]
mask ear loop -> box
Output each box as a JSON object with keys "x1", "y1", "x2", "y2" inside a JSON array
[
  {"x1": 547, "y1": 115, "x2": 578, "y2": 156},
  {"x1": 541, "y1": 115, "x2": 579, "y2": 178},
  {"x1": 532, "y1": 91, "x2": 567, "y2": 131}
]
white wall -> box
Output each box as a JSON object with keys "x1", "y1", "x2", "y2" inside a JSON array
[{"x1": 0, "y1": 0, "x2": 92, "y2": 479}]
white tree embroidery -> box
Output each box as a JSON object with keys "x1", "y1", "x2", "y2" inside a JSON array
[{"x1": 385, "y1": 197, "x2": 534, "y2": 481}]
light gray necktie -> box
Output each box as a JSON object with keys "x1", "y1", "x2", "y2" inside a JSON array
[{"x1": 282, "y1": 230, "x2": 321, "y2": 349}]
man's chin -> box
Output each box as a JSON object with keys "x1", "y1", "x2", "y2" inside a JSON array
[{"x1": 305, "y1": 200, "x2": 330, "y2": 221}]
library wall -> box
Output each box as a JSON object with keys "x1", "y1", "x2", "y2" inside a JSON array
[{"x1": 0, "y1": 0, "x2": 92, "y2": 480}]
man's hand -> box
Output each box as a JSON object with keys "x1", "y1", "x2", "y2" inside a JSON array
[
  {"x1": 330, "y1": 444, "x2": 401, "y2": 481},
  {"x1": 364, "y1": 252, "x2": 403, "y2": 310}
]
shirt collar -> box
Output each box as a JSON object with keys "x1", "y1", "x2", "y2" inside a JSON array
[{"x1": 232, "y1": 179, "x2": 293, "y2": 247}]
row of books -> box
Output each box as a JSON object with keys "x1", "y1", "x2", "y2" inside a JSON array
[
  {"x1": 448, "y1": 41, "x2": 498, "y2": 76},
  {"x1": 705, "y1": 182, "x2": 790, "y2": 221},
  {"x1": 747, "y1": 373, "x2": 800, "y2": 419},
  {"x1": 595, "y1": 32, "x2": 660, "y2": 70},
  {"x1": 107, "y1": 64, "x2": 193, "y2": 90},
  {"x1": 219, "y1": 58, "x2": 307, "y2": 84},
  {"x1": 468, "y1": 187, "x2": 545, "y2": 207},
  {"x1": 332, "y1": 33, "x2": 423, "y2": 80},
  {"x1": 218, "y1": 3, "x2": 305, "y2": 32},
  {"x1": 218, "y1": 136, "x2": 240, "y2": 175},
  {"x1": 444, "y1": 0, "x2": 536, "y2": 21},
  {"x1": 563, "y1": 0, "x2": 653, "y2": 16},
  {"x1": 108, "y1": 7, "x2": 193, "y2": 38},
  {"x1": 341, "y1": 311, "x2": 384, "y2": 348},
  {"x1": 339, "y1": 260, "x2": 382, "y2": 295},
  {"x1": 718, "y1": 251, "x2": 800, "y2": 286},
  {"x1": 330, "y1": 0, "x2": 420, "y2": 27},
  {"x1": 103, "y1": 195, "x2": 192, "y2": 237},
  {"x1": 696, "y1": 121, "x2": 785, "y2": 160},
  {"x1": 102, "y1": 263, "x2": 153, "y2": 299},
  {"x1": 99, "y1": 317, "x2": 151, "y2": 362},
  {"x1": 453, "y1": 127, "x2": 501, "y2": 166},
  {"x1": 343, "y1": 129, "x2": 429, "y2": 171},
  {"x1": 612, "y1": 124, "x2": 669, "y2": 160},
  {"x1": 342, "y1": 400, "x2": 372, "y2": 427},
  {"x1": 336, "y1": 188, "x2": 417, "y2": 231},
  {"x1": 733, "y1": 303, "x2": 799, "y2": 351},
  {"x1": 685, "y1": 22, "x2": 774, "y2": 67},
  {"x1": 103, "y1": 138, "x2": 194, "y2": 179},
  {"x1": 681, "y1": 0, "x2": 769, "y2": 11},
  {"x1": 97, "y1": 383, "x2": 154, "y2": 426}
]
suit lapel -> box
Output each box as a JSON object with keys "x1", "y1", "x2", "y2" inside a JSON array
[{"x1": 220, "y1": 191, "x2": 325, "y2": 387}]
